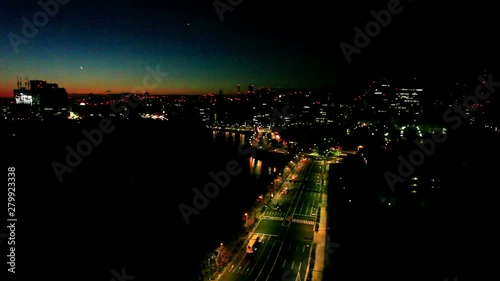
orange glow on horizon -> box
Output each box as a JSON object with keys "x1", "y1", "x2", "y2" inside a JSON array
[{"x1": 0, "y1": 84, "x2": 215, "y2": 98}]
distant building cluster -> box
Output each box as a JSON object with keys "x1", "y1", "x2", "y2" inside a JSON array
[
  {"x1": 11, "y1": 77, "x2": 69, "y2": 119},
  {"x1": 351, "y1": 79, "x2": 423, "y2": 124},
  {"x1": 197, "y1": 87, "x2": 349, "y2": 128},
  {"x1": 1, "y1": 75, "x2": 498, "y2": 135}
]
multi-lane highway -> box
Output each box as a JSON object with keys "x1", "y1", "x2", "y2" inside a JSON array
[{"x1": 217, "y1": 156, "x2": 328, "y2": 281}]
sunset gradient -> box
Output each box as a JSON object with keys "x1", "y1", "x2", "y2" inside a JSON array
[{"x1": 1, "y1": 0, "x2": 338, "y2": 98}]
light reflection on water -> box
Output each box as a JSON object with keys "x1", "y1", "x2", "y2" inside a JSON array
[{"x1": 213, "y1": 130, "x2": 282, "y2": 180}]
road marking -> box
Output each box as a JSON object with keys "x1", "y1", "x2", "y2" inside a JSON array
[
  {"x1": 304, "y1": 199, "x2": 310, "y2": 214},
  {"x1": 249, "y1": 234, "x2": 273, "y2": 275},
  {"x1": 291, "y1": 219, "x2": 315, "y2": 225},
  {"x1": 242, "y1": 259, "x2": 251, "y2": 273},
  {"x1": 234, "y1": 253, "x2": 247, "y2": 273},
  {"x1": 282, "y1": 259, "x2": 286, "y2": 268},
  {"x1": 291, "y1": 260, "x2": 295, "y2": 269},
  {"x1": 297, "y1": 262, "x2": 302, "y2": 278},
  {"x1": 256, "y1": 240, "x2": 283, "y2": 281},
  {"x1": 293, "y1": 213, "x2": 315, "y2": 217},
  {"x1": 299, "y1": 198, "x2": 306, "y2": 214},
  {"x1": 252, "y1": 232, "x2": 278, "y2": 237},
  {"x1": 261, "y1": 216, "x2": 284, "y2": 221}
]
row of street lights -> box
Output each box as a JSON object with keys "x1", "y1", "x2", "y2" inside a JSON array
[
  {"x1": 205, "y1": 154, "x2": 304, "y2": 280},
  {"x1": 244, "y1": 155, "x2": 302, "y2": 224}
]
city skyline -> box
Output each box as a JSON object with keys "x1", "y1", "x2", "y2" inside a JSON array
[
  {"x1": 2, "y1": 2, "x2": 499, "y2": 280},
  {"x1": 2, "y1": 1, "x2": 500, "y2": 98},
  {"x1": 1, "y1": 0, "x2": 338, "y2": 97}
]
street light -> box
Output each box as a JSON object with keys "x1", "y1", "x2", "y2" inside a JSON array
[{"x1": 244, "y1": 213, "x2": 248, "y2": 227}]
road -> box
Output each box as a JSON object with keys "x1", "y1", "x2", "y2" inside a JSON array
[{"x1": 217, "y1": 156, "x2": 328, "y2": 281}]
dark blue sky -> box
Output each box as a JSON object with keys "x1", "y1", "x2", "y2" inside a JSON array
[{"x1": 1, "y1": 0, "x2": 499, "y2": 97}]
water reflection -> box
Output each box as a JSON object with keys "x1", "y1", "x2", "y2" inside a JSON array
[
  {"x1": 213, "y1": 130, "x2": 284, "y2": 181},
  {"x1": 212, "y1": 130, "x2": 249, "y2": 145},
  {"x1": 249, "y1": 157, "x2": 262, "y2": 178}
]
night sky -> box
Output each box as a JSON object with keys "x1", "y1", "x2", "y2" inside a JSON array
[{"x1": 1, "y1": 0, "x2": 499, "y2": 98}]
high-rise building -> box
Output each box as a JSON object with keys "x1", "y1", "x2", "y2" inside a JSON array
[
  {"x1": 392, "y1": 87, "x2": 423, "y2": 121},
  {"x1": 13, "y1": 78, "x2": 68, "y2": 118},
  {"x1": 355, "y1": 78, "x2": 423, "y2": 123}
]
